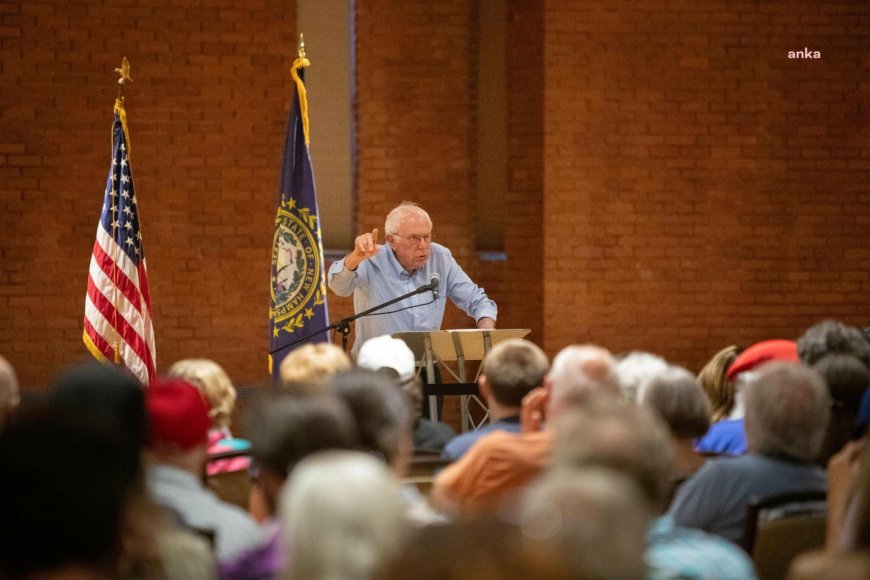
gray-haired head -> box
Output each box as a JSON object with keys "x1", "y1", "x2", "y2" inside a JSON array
[
  {"x1": 797, "y1": 320, "x2": 870, "y2": 368},
  {"x1": 639, "y1": 365, "x2": 711, "y2": 440},
  {"x1": 547, "y1": 345, "x2": 620, "y2": 417},
  {"x1": 551, "y1": 401, "x2": 674, "y2": 512},
  {"x1": 518, "y1": 467, "x2": 650, "y2": 580},
  {"x1": 744, "y1": 362, "x2": 830, "y2": 462},
  {"x1": 280, "y1": 450, "x2": 410, "y2": 580}
]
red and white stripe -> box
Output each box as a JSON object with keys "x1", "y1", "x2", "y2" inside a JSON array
[{"x1": 83, "y1": 223, "x2": 156, "y2": 385}]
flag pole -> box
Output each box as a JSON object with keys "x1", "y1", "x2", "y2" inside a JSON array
[{"x1": 111, "y1": 57, "x2": 132, "y2": 366}]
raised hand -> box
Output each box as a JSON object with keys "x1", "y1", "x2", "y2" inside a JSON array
[
  {"x1": 345, "y1": 228, "x2": 382, "y2": 270},
  {"x1": 520, "y1": 386, "x2": 549, "y2": 433}
]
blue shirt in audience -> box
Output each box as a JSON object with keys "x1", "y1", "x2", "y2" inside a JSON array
[
  {"x1": 646, "y1": 515, "x2": 757, "y2": 579},
  {"x1": 668, "y1": 453, "x2": 826, "y2": 545},
  {"x1": 695, "y1": 418, "x2": 747, "y2": 455},
  {"x1": 442, "y1": 415, "x2": 521, "y2": 461}
]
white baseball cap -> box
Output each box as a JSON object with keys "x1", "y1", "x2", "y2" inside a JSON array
[{"x1": 357, "y1": 335, "x2": 417, "y2": 382}]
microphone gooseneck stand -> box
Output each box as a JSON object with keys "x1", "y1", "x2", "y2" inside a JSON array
[{"x1": 272, "y1": 281, "x2": 437, "y2": 355}]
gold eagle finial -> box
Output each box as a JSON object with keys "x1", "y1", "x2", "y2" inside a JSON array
[{"x1": 115, "y1": 57, "x2": 132, "y2": 85}]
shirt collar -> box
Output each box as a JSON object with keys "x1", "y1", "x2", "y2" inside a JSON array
[{"x1": 498, "y1": 415, "x2": 521, "y2": 424}]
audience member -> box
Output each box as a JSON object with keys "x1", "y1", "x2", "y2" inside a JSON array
[
  {"x1": 824, "y1": 387, "x2": 870, "y2": 550},
  {"x1": 145, "y1": 378, "x2": 264, "y2": 564},
  {"x1": 614, "y1": 350, "x2": 668, "y2": 403},
  {"x1": 0, "y1": 355, "x2": 20, "y2": 429},
  {"x1": 244, "y1": 393, "x2": 359, "y2": 517},
  {"x1": 279, "y1": 451, "x2": 410, "y2": 580},
  {"x1": 812, "y1": 353, "x2": 870, "y2": 466},
  {"x1": 697, "y1": 345, "x2": 742, "y2": 423},
  {"x1": 0, "y1": 412, "x2": 132, "y2": 579},
  {"x1": 330, "y1": 370, "x2": 416, "y2": 476},
  {"x1": 797, "y1": 319, "x2": 870, "y2": 368},
  {"x1": 638, "y1": 365, "x2": 712, "y2": 487},
  {"x1": 696, "y1": 339, "x2": 798, "y2": 456},
  {"x1": 329, "y1": 369, "x2": 443, "y2": 524},
  {"x1": 376, "y1": 515, "x2": 572, "y2": 580},
  {"x1": 356, "y1": 334, "x2": 455, "y2": 452},
  {"x1": 278, "y1": 342, "x2": 351, "y2": 395},
  {"x1": 431, "y1": 344, "x2": 620, "y2": 514},
  {"x1": 168, "y1": 357, "x2": 251, "y2": 475},
  {"x1": 789, "y1": 442, "x2": 870, "y2": 579},
  {"x1": 51, "y1": 361, "x2": 148, "y2": 487},
  {"x1": 50, "y1": 362, "x2": 216, "y2": 578},
  {"x1": 442, "y1": 338, "x2": 548, "y2": 460},
  {"x1": 552, "y1": 402, "x2": 757, "y2": 578},
  {"x1": 670, "y1": 362, "x2": 830, "y2": 545},
  {"x1": 518, "y1": 467, "x2": 651, "y2": 580},
  {"x1": 222, "y1": 393, "x2": 359, "y2": 578}
]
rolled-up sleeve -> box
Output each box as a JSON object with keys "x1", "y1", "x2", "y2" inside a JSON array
[
  {"x1": 327, "y1": 258, "x2": 360, "y2": 297},
  {"x1": 444, "y1": 253, "x2": 497, "y2": 323}
]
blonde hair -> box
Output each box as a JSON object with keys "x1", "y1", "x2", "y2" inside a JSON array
[
  {"x1": 167, "y1": 358, "x2": 236, "y2": 429},
  {"x1": 697, "y1": 345, "x2": 741, "y2": 422},
  {"x1": 279, "y1": 343, "x2": 351, "y2": 395}
]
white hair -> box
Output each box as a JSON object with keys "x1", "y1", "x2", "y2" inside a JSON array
[
  {"x1": 615, "y1": 351, "x2": 669, "y2": 403},
  {"x1": 279, "y1": 451, "x2": 410, "y2": 580},
  {"x1": 547, "y1": 345, "x2": 620, "y2": 416},
  {"x1": 384, "y1": 202, "x2": 431, "y2": 235}
]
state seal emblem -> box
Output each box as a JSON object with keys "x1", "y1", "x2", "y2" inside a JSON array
[{"x1": 270, "y1": 202, "x2": 323, "y2": 334}]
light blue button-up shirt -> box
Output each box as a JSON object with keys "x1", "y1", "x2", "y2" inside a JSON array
[{"x1": 327, "y1": 243, "x2": 497, "y2": 357}]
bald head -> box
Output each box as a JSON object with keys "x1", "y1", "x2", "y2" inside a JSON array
[
  {"x1": 546, "y1": 345, "x2": 620, "y2": 417},
  {"x1": 0, "y1": 356, "x2": 20, "y2": 429}
]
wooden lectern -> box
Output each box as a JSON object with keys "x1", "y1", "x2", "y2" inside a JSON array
[{"x1": 392, "y1": 329, "x2": 530, "y2": 432}]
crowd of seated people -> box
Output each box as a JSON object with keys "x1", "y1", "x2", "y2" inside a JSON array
[{"x1": 1, "y1": 319, "x2": 869, "y2": 579}]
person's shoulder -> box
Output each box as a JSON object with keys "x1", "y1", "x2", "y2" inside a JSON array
[
  {"x1": 443, "y1": 431, "x2": 479, "y2": 459},
  {"x1": 649, "y1": 519, "x2": 756, "y2": 579},
  {"x1": 429, "y1": 242, "x2": 455, "y2": 261}
]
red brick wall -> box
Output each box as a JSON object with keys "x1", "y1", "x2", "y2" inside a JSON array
[
  {"x1": 502, "y1": 0, "x2": 545, "y2": 344},
  {"x1": 2, "y1": 0, "x2": 868, "y2": 395},
  {"x1": 1, "y1": 1, "x2": 295, "y2": 389},
  {"x1": 337, "y1": 0, "x2": 484, "y2": 342},
  {"x1": 540, "y1": 0, "x2": 869, "y2": 369}
]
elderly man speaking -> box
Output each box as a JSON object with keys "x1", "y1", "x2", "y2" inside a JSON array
[{"x1": 328, "y1": 202, "x2": 497, "y2": 357}]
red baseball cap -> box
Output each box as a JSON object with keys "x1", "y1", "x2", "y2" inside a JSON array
[
  {"x1": 146, "y1": 378, "x2": 211, "y2": 450},
  {"x1": 726, "y1": 339, "x2": 799, "y2": 380}
]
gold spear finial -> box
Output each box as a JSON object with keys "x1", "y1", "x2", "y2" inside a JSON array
[{"x1": 297, "y1": 33, "x2": 306, "y2": 59}]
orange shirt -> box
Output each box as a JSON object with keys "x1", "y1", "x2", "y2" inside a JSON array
[{"x1": 432, "y1": 429, "x2": 552, "y2": 514}]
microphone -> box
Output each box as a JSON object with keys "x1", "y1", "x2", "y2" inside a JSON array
[{"x1": 429, "y1": 273, "x2": 440, "y2": 299}]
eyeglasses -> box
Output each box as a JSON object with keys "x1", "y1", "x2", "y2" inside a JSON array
[{"x1": 392, "y1": 233, "x2": 435, "y2": 247}]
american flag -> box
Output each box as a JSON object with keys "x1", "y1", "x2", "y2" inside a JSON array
[{"x1": 83, "y1": 98, "x2": 156, "y2": 385}]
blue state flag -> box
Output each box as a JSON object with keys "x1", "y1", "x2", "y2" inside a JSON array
[{"x1": 269, "y1": 55, "x2": 329, "y2": 380}]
